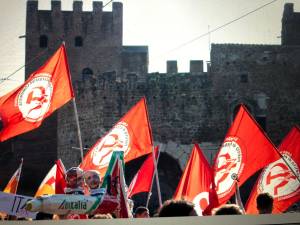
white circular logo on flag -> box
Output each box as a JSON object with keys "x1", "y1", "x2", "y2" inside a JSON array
[
  {"x1": 214, "y1": 138, "x2": 243, "y2": 197},
  {"x1": 91, "y1": 123, "x2": 130, "y2": 168},
  {"x1": 17, "y1": 73, "x2": 53, "y2": 122},
  {"x1": 192, "y1": 192, "x2": 209, "y2": 216},
  {"x1": 258, "y1": 152, "x2": 300, "y2": 199}
]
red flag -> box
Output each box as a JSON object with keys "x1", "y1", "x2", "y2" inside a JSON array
[
  {"x1": 3, "y1": 159, "x2": 23, "y2": 194},
  {"x1": 213, "y1": 105, "x2": 280, "y2": 205},
  {"x1": 127, "y1": 146, "x2": 159, "y2": 198},
  {"x1": 246, "y1": 126, "x2": 300, "y2": 214},
  {"x1": 0, "y1": 44, "x2": 74, "y2": 142},
  {"x1": 173, "y1": 144, "x2": 216, "y2": 215},
  {"x1": 35, "y1": 159, "x2": 66, "y2": 197},
  {"x1": 55, "y1": 159, "x2": 66, "y2": 194},
  {"x1": 80, "y1": 97, "x2": 153, "y2": 177}
]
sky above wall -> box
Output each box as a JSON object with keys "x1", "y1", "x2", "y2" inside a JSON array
[{"x1": 0, "y1": 0, "x2": 299, "y2": 95}]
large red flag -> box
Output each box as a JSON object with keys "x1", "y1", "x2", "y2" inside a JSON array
[
  {"x1": 246, "y1": 126, "x2": 300, "y2": 214},
  {"x1": 80, "y1": 97, "x2": 153, "y2": 177},
  {"x1": 173, "y1": 144, "x2": 215, "y2": 215},
  {"x1": 213, "y1": 105, "x2": 280, "y2": 205},
  {"x1": 35, "y1": 159, "x2": 66, "y2": 197},
  {"x1": 127, "y1": 146, "x2": 159, "y2": 198},
  {"x1": 0, "y1": 44, "x2": 74, "y2": 142},
  {"x1": 3, "y1": 159, "x2": 23, "y2": 194}
]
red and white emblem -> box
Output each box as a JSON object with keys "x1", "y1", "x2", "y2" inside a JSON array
[
  {"x1": 258, "y1": 152, "x2": 300, "y2": 200},
  {"x1": 214, "y1": 137, "x2": 243, "y2": 197},
  {"x1": 192, "y1": 191, "x2": 209, "y2": 216},
  {"x1": 91, "y1": 122, "x2": 130, "y2": 168},
  {"x1": 16, "y1": 73, "x2": 53, "y2": 122}
]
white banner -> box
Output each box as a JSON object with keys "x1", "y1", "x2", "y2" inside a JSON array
[{"x1": 0, "y1": 191, "x2": 36, "y2": 218}]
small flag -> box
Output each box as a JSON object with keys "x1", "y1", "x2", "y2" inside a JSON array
[
  {"x1": 3, "y1": 159, "x2": 23, "y2": 194},
  {"x1": 35, "y1": 159, "x2": 66, "y2": 197},
  {"x1": 173, "y1": 144, "x2": 216, "y2": 215},
  {"x1": 101, "y1": 151, "x2": 132, "y2": 218},
  {"x1": 128, "y1": 146, "x2": 159, "y2": 198}
]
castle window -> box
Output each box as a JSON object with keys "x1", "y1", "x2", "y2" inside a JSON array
[
  {"x1": 82, "y1": 68, "x2": 93, "y2": 81},
  {"x1": 240, "y1": 74, "x2": 248, "y2": 83},
  {"x1": 39, "y1": 35, "x2": 48, "y2": 48},
  {"x1": 75, "y1": 36, "x2": 83, "y2": 47}
]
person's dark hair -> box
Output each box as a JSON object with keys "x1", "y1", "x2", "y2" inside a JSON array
[
  {"x1": 256, "y1": 192, "x2": 273, "y2": 214},
  {"x1": 212, "y1": 204, "x2": 243, "y2": 215},
  {"x1": 35, "y1": 212, "x2": 53, "y2": 220},
  {"x1": 134, "y1": 206, "x2": 149, "y2": 217},
  {"x1": 158, "y1": 199, "x2": 197, "y2": 217}
]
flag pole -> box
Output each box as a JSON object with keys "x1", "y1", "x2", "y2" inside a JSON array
[
  {"x1": 151, "y1": 145, "x2": 162, "y2": 207},
  {"x1": 16, "y1": 158, "x2": 23, "y2": 195},
  {"x1": 72, "y1": 98, "x2": 84, "y2": 162},
  {"x1": 63, "y1": 41, "x2": 84, "y2": 162},
  {"x1": 232, "y1": 175, "x2": 245, "y2": 214},
  {"x1": 275, "y1": 149, "x2": 300, "y2": 184},
  {"x1": 146, "y1": 146, "x2": 161, "y2": 208}
]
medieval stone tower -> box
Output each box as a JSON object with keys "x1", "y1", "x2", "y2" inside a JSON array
[{"x1": 0, "y1": 0, "x2": 299, "y2": 210}]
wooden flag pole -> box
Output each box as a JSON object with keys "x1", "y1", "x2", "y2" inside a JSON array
[
  {"x1": 151, "y1": 145, "x2": 162, "y2": 207},
  {"x1": 146, "y1": 146, "x2": 161, "y2": 208},
  {"x1": 72, "y1": 98, "x2": 84, "y2": 162}
]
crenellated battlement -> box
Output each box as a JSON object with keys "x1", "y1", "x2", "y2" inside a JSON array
[
  {"x1": 26, "y1": 0, "x2": 123, "y2": 40},
  {"x1": 74, "y1": 68, "x2": 210, "y2": 100},
  {"x1": 26, "y1": 0, "x2": 121, "y2": 13}
]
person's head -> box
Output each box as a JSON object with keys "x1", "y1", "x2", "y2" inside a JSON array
[
  {"x1": 256, "y1": 192, "x2": 273, "y2": 214},
  {"x1": 134, "y1": 206, "x2": 150, "y2": 218},
  {"x1": 65, "y1": 167, "x2": 84, "y2": 189},
  {"x1": 91, "y1": 214, "x2": 113, "y2": 219},
  {"x1": 84, "y1": 170, "x2": 101, "y2": 189},
  {"x1": 212, "y1": 204, "x2": 243, "y2": 215},
  {"x1": 158, "y1": 199, "x2": 197, "y2": 217}
]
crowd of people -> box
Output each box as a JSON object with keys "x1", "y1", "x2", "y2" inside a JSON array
[{"x1": 0, "y1": 166, "x2": 298, "y2": 221}]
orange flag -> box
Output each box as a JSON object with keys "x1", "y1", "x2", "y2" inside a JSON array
[
  {"x1": 128, "y1": 146, "x2": 159, "y2": 198},
  {"x1": 3, "y1": 159, "x2": 23, "y2": 194},
  {"x1": 173, "y1": 144, "x2": 215, "y2": 215},
  {"x1": 212, "y1": 105, "x2": 280, "y2": 205},
  {"x1": 35, "y1": 159, "x2": 66, "y2": 197},
  {"x1": 80, "y1": 97, "x2": 153, "y2": 177},
  {"x1": 246, "y1": 126, "x2": 300, "y2": 214},
  {"x1": 0, "y1": 44, "x2": 74, "y2": 142}
]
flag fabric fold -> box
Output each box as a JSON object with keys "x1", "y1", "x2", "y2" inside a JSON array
[
  {"x1": 127, "y1": 146, "x2": 159, "y2": 198},
  {"x1": 173, "y1": 144, "x2": 216, "y2": 215},
  {"x1": 80, "y1": 97, "x2": 153, "y2": 177},
  {"x1": 101, "y1": 151, "x2": 132, "y2": 218},
  {"x1": 0, "y1": 44, "x2": 74, "y2": 142},
  {"x1": 246, "y1": 126, "x2": 300, "y2": 214},
  {"x1": 35, "y1": 159, "x2": 66, "y2": 197},
  {"x1": 3, "y1": 159, "x2": 23, "y2": 194},
  {"x1": 212, "y1": 105, "x2": 280, "y2": 206}
]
